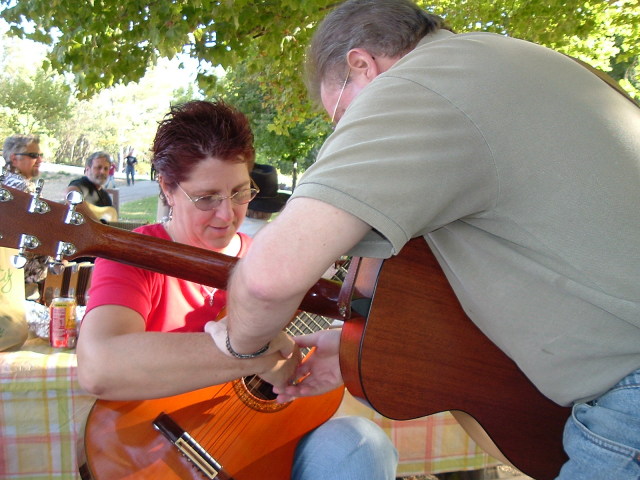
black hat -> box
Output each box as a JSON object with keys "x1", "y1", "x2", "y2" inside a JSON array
[{"x1": 248, "y1": 164, "x2": 291, "y2": 213}]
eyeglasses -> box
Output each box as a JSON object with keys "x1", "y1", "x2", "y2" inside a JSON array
[
  {"x1": 176, "y1": 182, "x2": 259, "y2": 211},
  {"x1": 331, "y1": 66, "x2": 351, "y2": 124},
  {"x1": 15, "y1": 152, "x2": 44, "y2": 159}
]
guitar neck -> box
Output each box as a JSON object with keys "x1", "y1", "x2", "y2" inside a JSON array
[
  {"x1": 88, "y1": 222, "x2": 236, "y2": 288},
  {"x1": 0, "y1": 184, "x2": 345, "y2": 319},
  {"x1": 86, "y1": 222, "x2": 345, "y2": 319}
]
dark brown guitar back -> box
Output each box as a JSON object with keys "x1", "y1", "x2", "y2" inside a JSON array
[{"x1": 340, "y1": 237, "x2": 570, "y2": 480}]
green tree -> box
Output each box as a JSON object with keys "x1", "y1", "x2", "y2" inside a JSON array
[
  {"x1": 0, "y1": 32, "x2": 72, "y2": 139},
  {"x1": 53, "y1": 57, "x2": 201, "y2": 169},
  {"x1": 0, "y1": 30, "x2": 200, "y2": 166},
  {"x1": 219, "y1": 62, "x2": 331, "y2": 188},
  {"x1": 2, "y1": 0, "x2": 638, "y2": 137}
]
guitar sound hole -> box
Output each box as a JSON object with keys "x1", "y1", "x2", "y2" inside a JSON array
[{"x1": 243, "y1": 375, "x2": 277, "y2": 401}]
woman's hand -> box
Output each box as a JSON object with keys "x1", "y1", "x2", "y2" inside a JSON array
[{"x1": 271, "y1": 328, "x2": 343, "y2": 403}]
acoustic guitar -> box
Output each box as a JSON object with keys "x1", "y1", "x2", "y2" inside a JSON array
[
  {"x1": 341, "y1": 237, "x2": 570, "y2": 480},
  {"x1": 84, "y1": 202, "x2": 118, "y2": 223},
  {"x1": 0, "y1": 183, "x2": 569, "y2": 479},
  {"x1": 77, "y1": 313, "x2": 344, "y2": 480},
  {"x1": 0, "y1": 184, "x2": 346, "y2": 479},
  {"x1": 0, "y1": 183, "x2": 344, "y2": 317}
]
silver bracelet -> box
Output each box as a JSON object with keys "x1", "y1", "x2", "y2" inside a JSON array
[{"x1": 225, "y1": 329, "x2": 270, "y2": 359}]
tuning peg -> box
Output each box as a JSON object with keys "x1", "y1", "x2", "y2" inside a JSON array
[
  {"x1": 10, "y1": 234, "x2": 41, "y2": 269},
  {"x1": 0, "y1": 165, "x2": 13, "y2": 202},
  {"x1": 54, "y1": 240, "x2": 77, "y2": 263},
  {"x1": 34, "y1": 178, "x2": 45, "y2": 195},
  {"x1": 0, "y1": 187, "x2": 12, "y2": 202},
  {"x1": 28, "y1": 179, "x2": 50, "y2": 214},
  {"x1": 64, "y1": 191, "x2": 85, "y2": 225},
  {"x1": 11, "y1": 255, "x2": 27, "y2": 269},
  {"x1": 49, "y1": 261, "x2": 66, "y2": 275}
]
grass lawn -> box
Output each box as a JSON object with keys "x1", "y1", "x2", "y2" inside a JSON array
[{"x1": 119, "y1": 196, "x2": 159, "y2": 224}]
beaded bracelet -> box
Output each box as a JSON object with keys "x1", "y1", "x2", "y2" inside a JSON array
[{"x1": 225, "y1": 329, "x2": 270, "y2": 359}]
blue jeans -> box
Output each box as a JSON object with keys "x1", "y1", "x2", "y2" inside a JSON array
[
  {"x1": 558, "y1": 367, "x2": 640, "y2": 479},
  {"x1": 293, "y1": 416, "x2": 398, "y2": 480},
  {"x1": 126, "y1": 165, "x2": 135, "y2": 185}
]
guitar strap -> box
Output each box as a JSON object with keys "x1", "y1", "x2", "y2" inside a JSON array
[
  {"x1": 568, "y1": 55, "x2": 639, "y2": 108},
  {"x1": 338, "y1": 256, "x2": 362, "y2": 319}
]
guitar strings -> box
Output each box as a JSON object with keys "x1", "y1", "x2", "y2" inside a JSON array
[{"x1": 189, "y1": 312, "x2": 335, "y2": 462}]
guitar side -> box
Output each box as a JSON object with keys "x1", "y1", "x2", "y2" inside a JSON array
[
  {"x1": 340, "y1": 237, "x2": 570, "y2": 480},
  {"x1": 79, "y1": 382, "x2": 344, "y2": 480}
]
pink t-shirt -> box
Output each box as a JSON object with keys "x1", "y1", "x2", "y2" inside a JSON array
[{"x1": 85, "y1": 223, "x2": 251, "y2": 333}]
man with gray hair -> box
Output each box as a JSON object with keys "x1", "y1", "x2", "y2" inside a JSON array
[
  {"x1": 213, "y1": 1, "x2": 640, "y2": 479},
  {"x1": 1, "y1": 134, "x2": 48, "y2": 295},
  {"x1": 2, "y1": 134, "x2": 44, "y2": 192},
  {"x1": 66, "y1": 151, "x2": 114, "y2": 207}
]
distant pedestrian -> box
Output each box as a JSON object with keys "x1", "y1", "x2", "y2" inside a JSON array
[
  {"x1": 125, "y1": 150, "x2": 138, "y2": 186},
  {"x1": 105, "y1": 160, "x2": 116, "y2": 189}
]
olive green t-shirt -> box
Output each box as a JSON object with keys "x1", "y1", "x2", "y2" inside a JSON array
[{"x1": 293, "y1": 30, "x2": 640, "y2": 406}]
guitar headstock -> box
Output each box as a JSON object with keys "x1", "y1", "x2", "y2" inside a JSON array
[{"x1": 0, "y1": 183, "x2": 102, "y2": 264}]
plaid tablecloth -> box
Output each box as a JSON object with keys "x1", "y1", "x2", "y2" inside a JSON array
[
  {"x1": 335, "y1": 391, "x2": 499, "y2": 476},
  {"x1": 0, "y1": 337, "x2": 96, "y2": 480}
]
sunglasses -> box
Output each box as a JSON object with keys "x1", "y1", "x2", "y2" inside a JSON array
[{"x1": 15, "y1": 152, "x2": 44, "y2": 159}]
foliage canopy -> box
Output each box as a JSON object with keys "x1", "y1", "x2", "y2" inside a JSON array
[{"x1": 1, "y1": 0, "x2": 639, "y2": 142}]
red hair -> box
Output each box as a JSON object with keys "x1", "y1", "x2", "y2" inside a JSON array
[{"x1": 152, "y1": 100, "x2": 255, "y2": 189}]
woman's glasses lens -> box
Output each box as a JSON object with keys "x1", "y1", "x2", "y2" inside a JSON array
[{"x1": 193, "y1": 188, "x2": 259, "y2": 211}]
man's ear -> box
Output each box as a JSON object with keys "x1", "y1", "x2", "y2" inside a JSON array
[{"x1": 346, "y1": 48, "x2": 380, "y2": 84}]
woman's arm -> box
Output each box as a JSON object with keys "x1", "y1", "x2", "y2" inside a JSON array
[{"x1": 76, "y1": 304, "x2": 295, "y2": 400}]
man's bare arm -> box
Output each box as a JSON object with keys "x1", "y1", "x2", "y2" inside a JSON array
[{"x1": 224, "y1": 197, "x2": 370, "y2": 356}]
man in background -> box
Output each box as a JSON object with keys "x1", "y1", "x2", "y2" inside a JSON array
[
  {"x1": 1, "y1": 134, "x2": 49, "y2": 297},
  {"x1": 66, "y1": 151, "x2": 114, "y2": 208},
  {"x1": 105, "y1": 160, "x2": 116, "y2": 189}
]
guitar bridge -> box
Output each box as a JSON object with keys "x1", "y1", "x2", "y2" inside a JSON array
[{"x1": 153, "y1": 412, "x2": 232, "y2": 480}]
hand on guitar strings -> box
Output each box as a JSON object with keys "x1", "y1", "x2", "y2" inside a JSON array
[
  {"x1": 204, "y1": 318, "x2": 301, "y2": 388},
  {"x1": 271, "y1": 329, "x2": 344, "y2": 404}
]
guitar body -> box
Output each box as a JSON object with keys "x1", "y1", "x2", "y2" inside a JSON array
[
  {"x1": 80, "y1": 381, "x2": 344, "y2": 480},
  {"x1": 85, "y1": 203, "x2": 118, "y2": 223},
  {"x1": 340, "y1": 237, "x2": 570, "y2": 480}
]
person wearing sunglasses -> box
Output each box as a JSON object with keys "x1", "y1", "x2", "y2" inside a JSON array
[
  {"x1": 1, "y1": 134, "x2": 49, "y2": 297},
  {"x1": 1, "y1": 134, "x2": 44, "y2": 193},
  {"x1": 76, "y1": 100, "x2": 397, "y2": 480}
]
